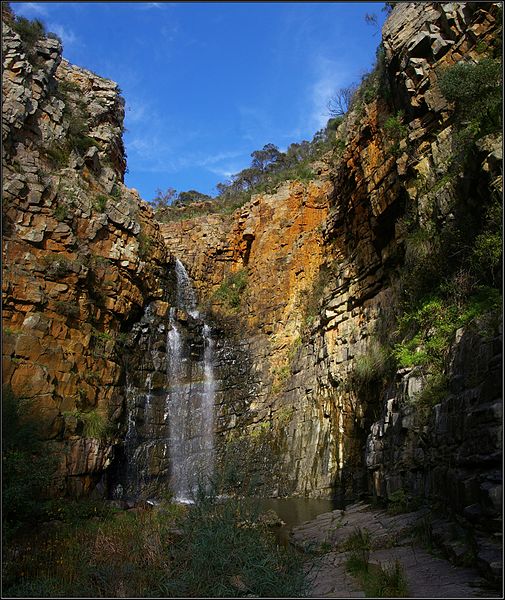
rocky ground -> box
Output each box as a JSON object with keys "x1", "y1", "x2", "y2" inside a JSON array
[{"x1": 291, "y1": 502, "x2": 501, "y2": 598}]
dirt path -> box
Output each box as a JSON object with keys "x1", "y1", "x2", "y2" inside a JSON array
[{"x1": 291, "y1": 502, "x2": 499, "y2": 598}]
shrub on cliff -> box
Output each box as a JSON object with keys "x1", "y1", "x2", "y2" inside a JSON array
[
  {"x1": 212, "y1": 269, "x2": 248, "y2": 310},
  {"x1": 439, "y1": 58, "x2": 502, "y2": 137},
  {"x1": 11, "y1": 15, "x2": 46, "y2": 48}
]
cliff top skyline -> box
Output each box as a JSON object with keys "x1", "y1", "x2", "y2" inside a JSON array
[{"x1": 11, "y1": 1, "x2": 387, "y2": 200}]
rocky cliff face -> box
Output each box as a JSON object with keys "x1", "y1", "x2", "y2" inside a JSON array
[
  {"x1": 161, "y1": 0, "x2": 502, "y2": 523},
  {"x1": 2, "y1": 20, "x2": 171, "y2": 496},
  {"x1": 2, "y1": 3, "x2": 501, "y2": 573}
]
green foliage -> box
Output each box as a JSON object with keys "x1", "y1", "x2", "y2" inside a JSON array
[
  {"x1": 386, "y1": 488, "x2": 422, "y2": 515},
  {"x1": 63, "y1": 409, "x2": 110, "y2": 439},
  {"x1": 352, "y1": 340, "x2": 393, "y2": 387},
  {"x1": 60, "y1": 113, "x2": 96, "y2": 155},
  {"x1": 438, "y1": 58, "x2": 502, "y2": 137},
  {"x1": 111, "y1": 183, "x2": 122, "y2": 198},
  {"x1": 53, "y1": 203, "x2": 68, "y2": 222},
  {"x1": 393, "y1": 287, "x2": 501, "y2": 371},
  {"x1": 57, "y1": 79, "x2": 81, "y2": 97},
  {"x1": 163, "y1": 497, "x2": 306, "y2": 597},
  {"x1": 156, "y1": 116, "x2": 342, "y2": 222},
  {"x1": 94, "y1": 194, "x2": 108, "y2": 213},
  {"x1": 383, "y1": 111, "x2": 408, "y2": 156},
  {"x1": 44, "y1": 143, "x2": 70, "y2": 168},
  {"x1": 414, "y1": 371, "x2": 448, "y2": 414},
  {"x1": 42, "y1": 254, "x2": 81, "y2": 278},
  {"x1": 344, "y1": 527, "x2": 371, "y2": 571},
  {"x1": 3, "y1": 496, "x2": 306, "y2": 598},
  {"x1": 366, "y1": 560, "x2": 408, "y2": 597},
  {"x1": 2, "y1": 387, "x2": 55, "y2": 537},
  {"x1": 212, "y1": 269, "x2": 248, "y2": 310},
  {"x1": 12, "y1": 15, "x2": 45, "y2": 48},
  {"x1": 137, "y1": 231, "x2": 154, "y2": 259},
  {"x1": 338, "y1": 42, "x2": 390, "y2": 117},
  {"x1": 470, "y1": 198, "x2": 502, "y2": 285},
  {"x1": 344, "y1": 527, "x2": 407, "y2": 597}
]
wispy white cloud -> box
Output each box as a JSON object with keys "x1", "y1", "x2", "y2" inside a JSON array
[
  {"x1": 238, "y1": 105, "x2": 272, "y2": 143},
  {"x1": 127, "y1": 136, "x2": 247, "y2": 181},
  {"x1": 125, "y1": 100, "x2": 149, "y2": 125},
  {"x1": 47, "y1": 22, "x2": 78, "y2": 47},
  {"x1": 197, "y1": 150, "x2": 244, "y2": 168},
  {"x1": 12, "y1": 2, "x2": 48, "y2": 17},
  {"x1": 136, "y1": 2, "x2": 174, "y2": 10},
  {"x1": 207, "y1": 167, "x2": 234, "y2": 179},
  {"x1": 307, "y1": 55, "x2": 349, "y2": 131},
  {"x1": 160, "y1": 22, "x2": 179, "y2": 42}
]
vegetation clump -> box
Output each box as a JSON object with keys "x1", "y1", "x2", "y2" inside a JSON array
[
  {"x1": 153, "y1": 116, "x2": 343, "y2": 223},
  {"x1": 438, "y1": 58, "x2": 502, "y2": 138},
  {"x1": 62, "y1": 408, "x2": 110, "y2": 439},
  {"x1": 3, "y1": 494, "x2": 306, "y2": 598},
  {"x1": 2, "y1": 387, "x2": 56, "y2": 539},
  {"x1": 351, "y1": 339, "x2": 394, "y2": 388},
  {"x1": 344, "y1": 528, "x2": 408, "y2": 597},
  {"x1": 212, "y1": 269, "x2": 248, "y2": 310}
]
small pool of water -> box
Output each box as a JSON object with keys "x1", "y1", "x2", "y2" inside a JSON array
[{"x1": 253, "y1": 497, "x2": 341, "y2": 546}]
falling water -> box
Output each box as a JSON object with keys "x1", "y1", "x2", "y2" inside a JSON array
[{"x1": 167, "y1": 259, "x2": 215, "y2": 502}]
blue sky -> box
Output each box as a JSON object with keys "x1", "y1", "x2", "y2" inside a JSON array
[{"x1": 11, "y1": 2, "x2": 388, "y2": 201}]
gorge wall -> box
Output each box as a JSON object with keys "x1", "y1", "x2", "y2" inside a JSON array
[
  {"x1": 160, "y1": 0, "x2": 502, "y2": 516},
  {"x1": 2, "y1": 1, "x2": 501, "y2": 572},
  {"x1": 2, "y1": 14, "x2": 173, "y2": 496}
]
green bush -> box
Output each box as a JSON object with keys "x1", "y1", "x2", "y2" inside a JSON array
[
  {"x1": 54, "y1": 204, "x2": 68, "y2": 222},
  {"x1": 45, "y1": 143, "x2": 70, "y2": 168},
  {"x1": 12, "y1": 16, "x2": 45, "y2": 48},
  {"x1": 111, "y1": 183, "x2": 122, "y2": 199},
  {"x1": 63, "y1": 409, "x2": 110, "y2": 439},
  {"x1": 42, "y1": 254, "x2": 79, "y2": 278},
  {"x1": 471, "y1": 199, "x2": 502, "y2": 286},
  {"x1": 439, "y1": 58, "x2": 502, "y2": 136},
  {"x1": 137, "y1": 232, "x2": 154, "y2": 259},
  {"x1": 94, "y1": 194, "x2": 108, "y2": 213},
  {"x1": 3, "y1": 496, "x2": 307, "y2": 598},
  {"x1": 383, "y1": 111, "x2": 408, "y2": 156},
  {"x1": 344, "y1": 527, "x2": 371, "y2": 572},
  {"x1": 163, "y1": 497, "x2": 307, "y2": 597},
  {"x1": 352, "y1": 340, "x2": 393, "y2": 387},
  {"x1": 213, "y1": 269, "x2": 248, "y2": 310},
  {"x1": 394, "y1": 287, "x2": 501, "y2": 371},
  {"x1": 368, "y1": 560, "x2": 408, "y2": 597},
  {"x1": 344, "y1": 526, "x2": 407, "y2": 597},
  {"x1": 54, "y1": 300, "x2": 80, "y2": 318}
]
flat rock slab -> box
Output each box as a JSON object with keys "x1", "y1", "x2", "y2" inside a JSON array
[
  {"x1": 304, "y1": 552, "x2": 366, "y2": 598},
  {"x1": 291, "y1": 502, "x2": 499, "y2": 598}
]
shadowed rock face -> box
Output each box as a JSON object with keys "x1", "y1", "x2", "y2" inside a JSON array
[
  {"x1": 1, "y1": 2, "x2": 501, "y2": 558},
  {"x1": 2, "y1": 20, "x2": 171, "y2": 496}
]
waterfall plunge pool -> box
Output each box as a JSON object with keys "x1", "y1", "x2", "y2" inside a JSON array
[
  {"x1": 253, "y1": 497, "x2": 341, "y2": 546},
  {"x1": 169, "y1": 495, "x2": 341, "y2": 547}
]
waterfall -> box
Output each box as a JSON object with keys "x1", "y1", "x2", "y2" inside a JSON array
[
  {"x1": 113, "y1": 258, "x2": 216, "y2": 504},
  {"x1": 167, "y1": 258, "x2": 215, "y2": 502}
]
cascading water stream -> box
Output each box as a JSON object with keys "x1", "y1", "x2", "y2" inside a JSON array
[
  {"x1": 166, "y1": 258, "x2": 215, "y2": 502},
  {"x1": 114, "y1": 258, "x2": 216, "y2": 504}
]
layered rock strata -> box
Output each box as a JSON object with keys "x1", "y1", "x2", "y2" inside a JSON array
[
  {"x1": 161, "y1": 0, "x2": 502, "y2": 512},
  {"x1": 2, "y1": 22, "x2": 170, "y2": 495}
]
